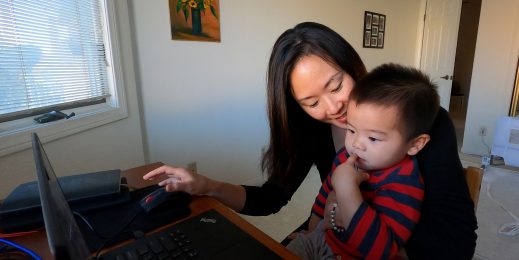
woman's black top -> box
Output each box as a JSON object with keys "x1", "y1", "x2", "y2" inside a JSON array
[{"x1": 241, "y1": 108, "x2": 477, "y2": 259}]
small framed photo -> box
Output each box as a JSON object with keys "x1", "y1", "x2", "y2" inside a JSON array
[
  {"x1": 365, "y1": 13, "x2": 372, "y2": 29},
  {"x1": 371, "y1": 37, "x2": 378, "y2": 47},
  {"x1": 373, "y1": 14, "x2": 379, "y2": 25},
  {"x1": 372, "y1": 26, "x2": 378, "y2": 36},
  {"x1": 363, "y1": 11, "x2": 386, "y2": 49},
  {"x1": 364, "y1": 31, "x2": 371, "y2": 47}
]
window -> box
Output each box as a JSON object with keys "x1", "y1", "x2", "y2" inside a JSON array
[
  {"x1": 0, "y1": 0, "x2": 128, "y2": 156},
  {"x1": 0, "y1": 0, "x2": 110, "y2": 122}
]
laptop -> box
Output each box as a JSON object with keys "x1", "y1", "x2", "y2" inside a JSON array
[
  {"x1": 32, "y1": 132, "x2": 91, "y2": 259},
  {"x1": 32, "y1": 133, "x2": 282, "y2": 259}
]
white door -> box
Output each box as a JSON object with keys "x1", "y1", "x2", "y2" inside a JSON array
[{"x1": 420, "y1": 0, "x2": 462, "y2": 110}]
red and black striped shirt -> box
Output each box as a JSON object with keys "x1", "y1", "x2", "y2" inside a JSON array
[{"x1": 311, "y1": 147, "x2": 424, "y2": 259}]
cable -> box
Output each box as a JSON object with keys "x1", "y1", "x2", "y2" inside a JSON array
[
  {"x1": 0, "y1": 230, "x2": 40, "y2": 239},
  {"x1": 72, "y1": 209, "x2": 143, "y2": 259},
  {"x1": 481, "y1": 134, "x2": 491, "y2": 154},
  {"x1": 0, "y1": 238, "x2": 41, "y2": 260},
  {"x1": 483, "y1": 169, "x2": 519, "y2": 236},
  {"x1": 93, "y1": 210, "x2": 143, "y2": 259},
  {"x1": 72, "y1": 209, "x2": 144, "y2": 258},
  {"x1": 73, "y1": 212, "x2": 112, "y2": 239},
  {"x1": 480, "y1": 135, "x2": 494, "y2": 169}
]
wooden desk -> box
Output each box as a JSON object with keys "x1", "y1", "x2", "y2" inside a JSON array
[{"x1": 8, "y1": 163, "x2": 298, "y2": 259}]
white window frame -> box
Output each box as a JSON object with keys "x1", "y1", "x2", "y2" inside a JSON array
[{"x1": 0, "y1": 0, "x2": 128, "y2": 157}]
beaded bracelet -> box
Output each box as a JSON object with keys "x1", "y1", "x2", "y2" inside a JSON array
[{"x1": 330, "y1": 202, "x2": 345, "y2": 233}]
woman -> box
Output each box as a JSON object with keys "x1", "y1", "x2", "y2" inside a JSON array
[{"x1": 144, "y1": 22, "x2": 477, "y2": 259}]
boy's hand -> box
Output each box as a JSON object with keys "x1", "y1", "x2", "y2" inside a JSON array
[
  {"x1": 331, "y1": 154, "x2": 369, "y2": 188},
  {"x1": 328, "y1": 154, "x2": 369, "y2": 230}
]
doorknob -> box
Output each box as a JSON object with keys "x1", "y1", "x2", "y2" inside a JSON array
[{"x1": 440, "y1": 75, "x2": 453, "y2": 80}]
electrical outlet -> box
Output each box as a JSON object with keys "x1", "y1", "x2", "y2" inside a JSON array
[
  {"x1": 187, "y1": 161, "x2": 197, "y2": 174},
  {"x1": 478, "y1": 126, "x2": 487, "y2": 136}
]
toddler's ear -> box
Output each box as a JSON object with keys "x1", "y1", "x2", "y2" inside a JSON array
[{"x1": 407, "y1": 134, "x2": 431, "y2": 156}]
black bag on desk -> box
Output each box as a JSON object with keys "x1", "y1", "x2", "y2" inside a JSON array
[{"x1": 0, "y1": 169, "x2": 129, "y2": 233}]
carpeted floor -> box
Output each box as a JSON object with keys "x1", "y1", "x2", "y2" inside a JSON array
[
  {"x1": 240, "y1": 158, "x2": 519, "y2": 259},
  {"x1": 473, "y1": 166, "x2": 519, "y2": 260}
]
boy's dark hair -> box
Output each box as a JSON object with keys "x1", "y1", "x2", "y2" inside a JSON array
[{"x1": 350, "y1": 63, "x2": 440, "y2": 141}]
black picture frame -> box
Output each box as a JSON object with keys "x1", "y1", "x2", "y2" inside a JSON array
[{"x1": 363, "y1": 11, "x2": 386, "y2": 49}]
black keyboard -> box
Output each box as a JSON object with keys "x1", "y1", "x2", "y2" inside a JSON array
[
  {"x1": 100, "y1": 209, "x2": 281, "y2": 260},
  {"x1": 101, "y1": 226, "x2": 198, "y2": 260}
]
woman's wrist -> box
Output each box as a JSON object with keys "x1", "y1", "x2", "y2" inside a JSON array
[
  {"x1": 201, "y1": 176, "x2": 219, "y2": 196},
  {"x1": 203, "y1": 179, "x2": 247, "y2": 212}
]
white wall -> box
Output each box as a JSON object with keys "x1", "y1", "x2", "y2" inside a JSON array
[
  {"x1": 462, "y1": 0, "x2": 519, "y2": 155},
  {"x1": 2, "y1": 0, "x2": 515, "y2": 199},
  {"x1": 0, "y1": 1, "x2": 145, "y2": 199},
  {"x1": 130, "y1": 0, "x2": 422, "y2": 185}
]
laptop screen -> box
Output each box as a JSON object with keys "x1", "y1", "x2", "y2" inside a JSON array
[{"x1": 32, "y1": 133, "x2": 91, "y2": 259}]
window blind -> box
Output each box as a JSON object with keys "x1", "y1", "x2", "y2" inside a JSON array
[{"x1": 0, "y1": 0, "x2": 109, "y2": 121}]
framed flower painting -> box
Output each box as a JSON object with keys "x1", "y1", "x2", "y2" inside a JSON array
[{"x1": 169, "y1": 0, "x2": 220, "y2": 42}]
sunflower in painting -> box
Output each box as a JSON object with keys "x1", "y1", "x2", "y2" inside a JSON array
[{"x1": 176, "y1": 0, "x2": 218, "y2": 22}]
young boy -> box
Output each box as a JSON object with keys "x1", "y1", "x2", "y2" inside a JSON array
[{"x1": 287, "y1": 63, "x2": 440, "y2": 259}]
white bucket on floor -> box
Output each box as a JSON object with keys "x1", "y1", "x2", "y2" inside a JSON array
[{"x1": 491, "y1": 116, "x2": 519, "y2": 167}]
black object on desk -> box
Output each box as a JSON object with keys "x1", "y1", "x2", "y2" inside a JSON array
[
  {"x1": 0, "y1": 169, "x2": 128, "y2": 233},
  {"x1": 139, "y1": 187, "x2": 191, "y2": 214}
]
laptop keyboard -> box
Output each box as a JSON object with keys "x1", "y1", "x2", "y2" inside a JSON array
[
  {"x1": 101, "y1": 227, "x2": 198, "y2": 260},
  {"x1": 100, "y1": 209, "x2": 281, "y2": 260}
]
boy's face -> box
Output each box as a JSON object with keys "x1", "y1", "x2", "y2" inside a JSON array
[{"x1": 344, "y1": 101, "x2": 413, "y2": 171}]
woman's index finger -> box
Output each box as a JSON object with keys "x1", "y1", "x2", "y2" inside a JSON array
[{"x1": 142, "y1": 165, "x2": 167, "y2": 180}]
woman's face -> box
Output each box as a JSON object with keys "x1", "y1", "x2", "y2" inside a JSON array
[{"x1": 290, "y1": 55, "x2": 355, "y2": 129}]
